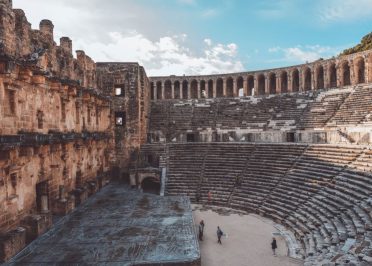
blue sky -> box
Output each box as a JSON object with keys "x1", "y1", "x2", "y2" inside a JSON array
[{"x1": 13, "y1": 0, "x2": 372, "y2": 76}]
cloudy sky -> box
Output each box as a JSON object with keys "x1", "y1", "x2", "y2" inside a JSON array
[{"x1": 13, "y1": 0, "x2": 372, "y2": 76}]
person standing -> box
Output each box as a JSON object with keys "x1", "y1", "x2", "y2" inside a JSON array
[
  {"x1": 271, "y1": 237, "x2": 277, "y2": 256},
  {"x1": 217, "y1": 226, "x2": 223, "y2": 244},
  {"x1": 198, "y1": 220, "x2": 205, "y2": 241}
]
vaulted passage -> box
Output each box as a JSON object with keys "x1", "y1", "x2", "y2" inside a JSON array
[
  {"x1": 292, "y1": 69, "x2": 299, "y2": 92},
  {"x1": 280, "y1": 71, "x2": 288, "y2": 93},
  {"x1": 156, "y1": 81, "x2": 162, "y2": 100},
  {"x1": 226, "y1": 77, "x2": 234, "y2": 97},
  {"x1": 174, "y1": 81, "x2": 181, "y2": 99},
  {"x1": 355, "y1": 57, "x2": 365, "y2": 84},
  {"x1": 142, "y1": 177, "x2": 160, "y2": 194},
  {"x1": 268, "y1": 73, "x2": 276, "y2": 94},
  {"x1": 341, "y1": 61, "x2": 351, "y2": 86},
  {"x1": 200, "y1": 80, "x2": 206, "y2": 98},
  {"x1": 329, "y1": 63, "x2": 337, "y2": 87},
  {"x1": 190, "y1": 80, "x2": 198, "y2": 99},
  {"x1": 164, "y1": 80, "x2": 172, "y2": 99},
  {"x1": 216, "y1": 78, "x2": 223, "y2": 97},
  {"x1": 182, "y1": 80, "x2": 189, "y2": 99},
  {"x1": 316, "y1": 66, "x2": 324, "y2": 90},
  {"x1": 257, "y1": 74, "x2": 265, "y2": 95},
  {"x1": 303, "y1": 67, "x2": 312, "y2": 91},
  {"x1": 247, "y1": 75, "x2": 254, "y2": 96},
  {"x1": 208, "y1": 80, "x2": 214, "y2": 98}
]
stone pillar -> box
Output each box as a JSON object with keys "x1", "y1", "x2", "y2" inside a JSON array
[
  {"x1": 161, "y1": 82, "x2": 165, "y2": 100},
  {"x1": 59, "y1": 185, "x2": 65, "y2": 200},
  {"x1": 223, "y1": 78, "x2": 227, "y2": 97},
  {"x1": 197, "y1": 81, "x2": 201, "y2": 99},
  {"x1": 180, "y1": 85, "x2": 183, "y2": 99},
  {"x1": 233, "y1": 79, "x2": 238, "y2": 97},
  {"x1": 171, "y1": 82, "x2": 175, "y2": 99},
  {"x1": 288, "y1": 73, "x2": 293, "y2": 92},
  {"x1": 265, "y1": 75, "x2": 269, "y2": 95},
  {"x1": 276, "y1": 75, "x2": 280, "y2": 94},
  {"x1": 187, "y1": 83, "x2": 191, "y2": 99},
  {"x1": 205, "y1": 84, "x2": 209, "y2": 98},
  {"x1": 243, "y1": 77, "x2": 248, "y2": 96},
  {"x1": 41, "y1": 195, "x2": 49, "y2": 213},
  {"x1": 253, "y1": 77, "x2": 259, "y2": 96},
  {"x1": 154, "y1": 86, "x2": 157, "y2": 101},
  {"x1": 213, "y1": 80, "x2": 217, "y2": 98}
]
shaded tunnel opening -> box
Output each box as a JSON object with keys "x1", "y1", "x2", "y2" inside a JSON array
[{"x1": 142, "y1": 178, "x2": 160, "y2": 195}]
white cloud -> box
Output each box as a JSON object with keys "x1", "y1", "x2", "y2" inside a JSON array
[
  {"x1": 268, "y1": 45, "x2": 341, "y2": 63},
  {"x1": 319, "y1": 0, "x2": 372, "y2": 22},
  {"x1": 201, "y1": 9, "x2": 219, "y2": 18},
  {"x1": 75, "y1": 32, "x2": 244, "y2": 76}
]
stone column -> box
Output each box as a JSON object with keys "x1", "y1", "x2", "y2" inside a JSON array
[
  {"x1": 288, "y1": 72, "x2": 293, "y2": 92},
  {"x1": 41, "y1": 195, "x2": 49, "y2": 213},
  {"x1": 276, "y1": 75, "x2": 280, "y2": 94},
  {"x1": 253, "y1": 76, "x2": 259, "y2": 96},
  {"x1": 187, "y1": 82, "x2": 190, "y2": 99},
  {"x1": 243, "y1": 77, "x2": 248, "y2": 96},
  {"x1": 205, "y1": 83, "x2": 209, "y2": 98},
  {"x1": 154, "y1": 85, "x2": 157, "y2": 101},
  {"x1": 171, "y1": 82, "x2": 175, "y2": 99},
  {"x1": 161, "y1": 82, "x2": 165, "y2": 100},
  {"x1": 265, "y1": 75, "x2": 269, "y2": 95},
  {"x1": 180, "y1": 85, "x2": 183, "y2": 99},
  {"x1": 197, "y1": 81, "x2": 201, "y2": 99},
  {"x1": 233, "y1": 79, "x2": 238, "y2": 97},
  {"x1": 223, "y1": 78, "x2": 227, "y2": 97},
  {"x1": 213, "y1": 80, "x2": 217, "y2": 98}
]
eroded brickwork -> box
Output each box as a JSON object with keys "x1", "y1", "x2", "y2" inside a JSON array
[
  {"x1": 96, "y1": 63, "x2": 150, "y2": 177},
  {"x1": 0, "y1": 1, "x2": 114, "y2": 261}
]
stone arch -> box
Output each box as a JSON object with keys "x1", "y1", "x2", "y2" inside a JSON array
[
  {"x1": 182, "y1": 80, "x2": 189, "y2": 99},
  {"x1": 303, "y1": 67, "x2": 312, "y2": 91},
  {"x1": 315, "y1": 65, "x2": 324, "y2": 90},
  {"x1": 216, "y1": 78, "x2": 223, "y2": 97},
  {"x1": 341, "y1": 60, "x2": 351, "y2": 86},
  {"x1": 268, "y1": 72, "x2": 276, "y2": 94},
  {"x1": 156, "y1": 81, "x2": 162, "y2": 100},
  {"x1": 292, "y1": 69, "x2": 299, "y2": 92},
  {"x1": 237, "y1": 76, "x2": 244, "y2": 97},
  {"x1": 226, "y1": 77, "x2": 234, "y2": 97},
  {"x1": 329, "y1": 63, "x2": 337, "y2": 88},
  {"x1": 257, "y1": 74, "x2": 265, "y2": 95},
  {"x1": 190, "y1": 80, "x2": 198, "y2": 99},
  {"x1": 280, "y1": 71, "x2": 288, "y2": 93},
  {"x1": 354, "y1": 57, "x2": 365, "y2": 84},
  {"x1": 247, "y1": 75, "x2": 254, "y2": 96},
  {"x1": 164, "y1": 80, "x2": 172, "y2": 99},
  {"x1": 200, "y1": 80, "x2": 206, "y2": 98},
  {"x1": 150, "y1": 82, "x2": 155, "y2": 100},
  {"x1": 174, "y1": 81, "x2": 180, "y2": 99},
  {"x1": 208, "y1": 80, "x2": 214, "y2": 98}
]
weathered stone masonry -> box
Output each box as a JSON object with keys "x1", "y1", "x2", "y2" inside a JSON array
[{"x1": 0, "y1": 0, "x2": 114, "y2": 261}]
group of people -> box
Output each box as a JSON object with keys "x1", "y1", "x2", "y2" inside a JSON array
[
  {"x1": 198, "y1": 219, "x2": 278, "y2": 255},
  {"x1": 198, "y1": 220, "x2": 224, "y2": 244}
]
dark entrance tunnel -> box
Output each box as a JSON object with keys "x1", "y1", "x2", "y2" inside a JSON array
[{"x1": 142, "y1": 177, "x2": 160, "y2": 195}]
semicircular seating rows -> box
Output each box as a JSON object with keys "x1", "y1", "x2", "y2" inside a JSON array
[{"x1": 160, "y1": 143, "x2": 372, "y2": 265}]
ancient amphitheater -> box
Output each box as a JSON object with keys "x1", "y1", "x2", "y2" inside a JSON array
[{"x1": 0, "y1": 0, "x2": 371, "y2": 265}]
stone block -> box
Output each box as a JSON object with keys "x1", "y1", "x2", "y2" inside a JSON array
[
  {"x1": 20, "y1": 213, "x2": 52, "y2": 243},
  {"x1": 0, "y1": 227, "x2": 26, "y2": 262}
]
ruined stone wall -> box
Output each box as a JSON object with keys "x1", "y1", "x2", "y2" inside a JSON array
[
  {"x1": 0, "y1": 1, "x2": 115, "y2": 260},
  {"x1": 96, "y1": 63, "x2": 150, "y2": 176}
]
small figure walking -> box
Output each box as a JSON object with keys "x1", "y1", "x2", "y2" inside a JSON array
[
  {"x1": 271, "y1": 237, "x2": 277, "y2": 256},
  {"x1": 217, "y1": 226, "x2": 223, "y2": 244},
  {"x1": 208, "y1": 191, "x2": 212, "y2": 204},
  {"x1": 198, "y1": 220, "x2": 205, "y2": 241}
]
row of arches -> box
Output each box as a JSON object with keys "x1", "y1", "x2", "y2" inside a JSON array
[{"x1": 150, "y1": 57, "x2": 367, "y2": 100}]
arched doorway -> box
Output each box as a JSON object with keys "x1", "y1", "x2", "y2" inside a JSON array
[
  {"x1": 316, "y1": 66, "x2": 324, "y2": 90},
  {"x1": 329, "y1": 63, "x2": 337, "y2": 87},
  {"x1": 341, "y1": 61, "x2": 351, "y2": 86},
  {"x1": 150, "y1": 82, "x2": 155, "y2": 100},
  {"x1": 200, "y1": 80, "x2": 206, "y2": 98},
  {"x1": 208, "y1": 80, "x2": 214, "y2": 98},
  {"x1": 268, "y1": 73, "x2": 276, "y2": 94},
  {"x1": 303, "y1": 67, "x2": 312, "y2": 91},
  {"x1": 141, "y1": 177, "x2": 160, "y2": 195},
  {"x1": 156, "y1": 81, "x2": 162, "y2": 100},
  {"x1": 182, "y1": 80, "x2": 189, "y2": 99},
  {"x1": 247, "y1": 75, "x2": 254, "y2": 96},
  {"x1": 257, "y1": 74, "x2": 265, "y2": 95},
  {"x1": 292, "y1": 69, "x2": 299, "y2": 92},
  {"x1": 164, "y1": 80, "x2": 172, "y2": 99},
  {"x1": 280, "y1": 71, "x2": 288, "y2": 93},
  {"x1": 190, "y1": 80, "x2": 198, "y2": 99},
  {"x1": 174, "y1": 81, "x2": 180, "y2": 99},
  {"x1": 354, "y1": 57, "x2": 365, "y2": 84},
  {"x1": 216, "y1": 78, "x2": 223, "y2": 97}
]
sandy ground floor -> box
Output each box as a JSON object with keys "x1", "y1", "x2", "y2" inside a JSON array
[{"x1": 193, "y1": 205, "x2": 303, "y2": 266}]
